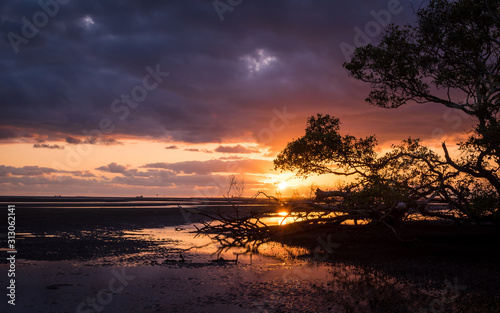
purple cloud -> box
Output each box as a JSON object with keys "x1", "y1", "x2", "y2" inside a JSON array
[
  {"x1": 33, "y1": 143, "x2": 64, "y2": 149},
  {"x1": 214, "y1": 145, "x2": 259, "y2": 154}
]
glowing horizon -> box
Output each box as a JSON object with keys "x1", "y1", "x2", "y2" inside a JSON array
[{"x1": 0, "y1": 0, "x2": 470, "y2": 197}]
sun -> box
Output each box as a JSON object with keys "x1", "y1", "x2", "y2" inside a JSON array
[{"x1": 277, "y1": 181, "x2": 288, "y2": 190}]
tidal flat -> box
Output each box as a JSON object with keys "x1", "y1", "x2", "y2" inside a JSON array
[{"x1": 1, "y1": 203, "x2": 499, "y2": 312}]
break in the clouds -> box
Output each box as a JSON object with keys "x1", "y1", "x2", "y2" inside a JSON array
[{"x1": 0, "y1": 0, "x2": 443, "y2": 148}]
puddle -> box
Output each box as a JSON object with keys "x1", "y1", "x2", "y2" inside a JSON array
[
  {"x1": 119, "y1": 224, "x2": 309, "y2": 266},
  {"x1": 7, "y1": 223, "x2": 475, "y2": 312}
]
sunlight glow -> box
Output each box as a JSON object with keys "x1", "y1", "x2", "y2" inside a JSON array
[
  {"x1": 278, "y1": 211, "x2": 288, "y2": 217},
  {"x1": 277, "y1": 181, "x2": 288, "y2": 190}
]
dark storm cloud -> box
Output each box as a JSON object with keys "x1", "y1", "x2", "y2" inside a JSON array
[
  {"x1": 0, "y1": 127, "x2": 18, "y2": 140},
  {"x1": 0, "y1": 0, "x2": 431, "y2": 146}
]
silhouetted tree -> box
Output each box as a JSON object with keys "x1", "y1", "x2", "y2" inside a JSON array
[
  {"x1": 344, "y1": 0, "x2": 499, "y2": 222},
  {"x1": 274, "y1": 114, "x2": 463, "y2": 226},
  {"x1": 201, "y1": 1, "x2": 499, "y2": 244},
  {"x1": 275, "y1": 0, "x2": 499, "y2": 225}
]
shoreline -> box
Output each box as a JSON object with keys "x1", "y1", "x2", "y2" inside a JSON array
[{"x1": 2, "y1": 205, "x2": 500, "y2": 312}]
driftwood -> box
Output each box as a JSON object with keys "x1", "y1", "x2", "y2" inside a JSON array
[
  {"x1": 191, "y1": 190, "x2": 282, "y2": 254},
  {"x1": 194, "y1": 183, "x2": 481, "y2": 255},
  {"x1": 194, "y1": 189, "x2": 397, "y2": 254}
]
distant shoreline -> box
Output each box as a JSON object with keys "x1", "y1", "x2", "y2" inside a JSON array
[
  {"x1": 0, "y1": 195, "x2": 282, "y2": 209},
  {"x1": 0, "y1": 195, "x2": 235, "y2": 202}
]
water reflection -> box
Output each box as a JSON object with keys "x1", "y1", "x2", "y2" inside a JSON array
[
  {"x1": 13, "y1": 222, "x2": 467, "y2": 312},
  {"x1": 123, "y1": 225, "x2": 451, "y2": 311},
  {"x1": 250, "y1": 211, "x2": 374, "y2": 226},
  {"x1": 122, "y1": 225, "x2": 309, "y2": 265}
]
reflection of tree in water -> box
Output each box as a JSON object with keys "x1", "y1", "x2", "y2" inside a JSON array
[
  {"x1": 196, "y1": 209, "x2": 272, "y2": 256},
  {"x1": 195, "y1": 221, "x2": 303, "y2": 262},
  {"x1": 194, "y1": 176, "x2": 286, "y2": 258},
  {"x1": 193, "y1": 177, "x2": 468, "y2": 311},
  {"x1": 198, "y1": 216, "x2": 462, "y2": 312}
]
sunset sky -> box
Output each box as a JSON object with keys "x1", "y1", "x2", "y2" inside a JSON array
[{"x1": 0, "y1": 0, "x2": 474, "y2": 197}]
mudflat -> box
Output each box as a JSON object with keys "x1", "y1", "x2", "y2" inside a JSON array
[{"x1": 1, "y1": 205, "x2": 500, "y2": 312}]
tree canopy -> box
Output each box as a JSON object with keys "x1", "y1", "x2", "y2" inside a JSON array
[
  {"x1": 274, "y1": 0, "x2": 500, "y2": 225},
  {"x1": 344, "y1": 0, "x2": 500, "y2": 196}
]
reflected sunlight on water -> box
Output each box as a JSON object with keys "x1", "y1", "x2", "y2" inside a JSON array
[
  {"x1": 122, "y1": 225, "x2": 306, "y2": 265},
  {"x1": 110, "y1": 224, "x2": 444, "y2": 313},
  {"x1": 13, "y1": 217, "x2": 463, "y2": 312},
  {"x1": 252, "y1": 211, "x2": 373, "y2": 226}
]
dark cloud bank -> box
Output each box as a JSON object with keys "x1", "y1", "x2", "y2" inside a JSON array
[{"x1": 0, "y1": 0, "x2": 438, "y2": 148}]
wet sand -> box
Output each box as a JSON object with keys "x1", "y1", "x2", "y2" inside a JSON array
[
  {"x1": 1, "y1": 206, "x2": 344, "y2": 312},
  {"x1": 2, "y1": 206, "x2": 500, "y2": 312},
  {"x1": 10, "y1": 260, "x2": 351, "y2": 313}
]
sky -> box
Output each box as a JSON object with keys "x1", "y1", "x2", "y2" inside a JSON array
[{"x1": 0, "y1": 0, "x2": 474, "y2": 197}]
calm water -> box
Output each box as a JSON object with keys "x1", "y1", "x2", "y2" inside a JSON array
[{"x1": 1, "y1": 198, "x2": 478, "y2": 312}]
